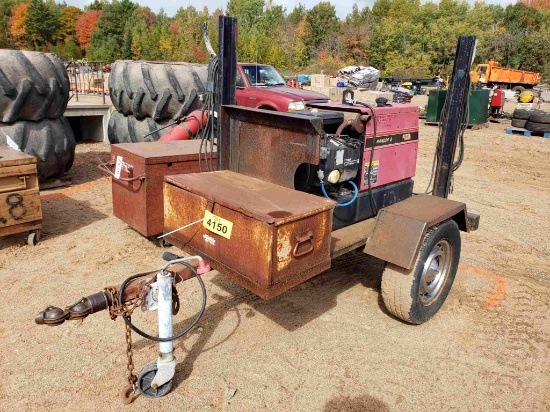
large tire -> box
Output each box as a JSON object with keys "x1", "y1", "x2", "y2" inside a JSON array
[
  {"x1": 0, "y1": 50, "x2": 69, "y2": 122},
  {"x1": 108, "y1": 111, "x2": 172, "y2": 143},
  {"x1": 109, "y1": 61, "x2": 207, "y2": 121},
  {"x1": 381, "y1": 219, "x2": 461, "y2": 325},
  {"x1": 512, "y1": 85, "x2": 525, "y2": 94},
  {"x1": 511, "y1": 118, "x2": 527, "y2": 128},
  {"x1": 528, "y1": 113, "x2": 550, "y2": 124},
  {"x1": 512, "y1": 109, "x2": 542, "y2": 120},
  {"x1": 524, "y1": 121, "x2": 550, "y2": 133},
  {"x1": 0, "y1": 117, "x2": 75, "y2": 179}
]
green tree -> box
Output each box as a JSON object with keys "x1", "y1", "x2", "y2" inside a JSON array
[
  {"x1": 25, "y1": 0, "x2": 60, "y2": 50},
  {"x1": 91, "y1": 0, "x2": 136, "y2": 61}
]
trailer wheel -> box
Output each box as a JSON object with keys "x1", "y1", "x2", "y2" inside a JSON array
[
  {"x1": 381, "y1": 219, "x2": 461, "y2": 325},
  {"x1": 512, "y1": 85, "x2": 525, "y2": 95},
  {"x1": 136, "y1": 363, "x2": 173, "y2": 398}
]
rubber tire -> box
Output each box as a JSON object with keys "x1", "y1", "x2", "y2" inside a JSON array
[
  {"x1": 512, "y1": 109, "x2": 542, "y2": 120},
  {"x1": 0, "y1": 50, "x2": 69, "y2": 122},
  {"x1": 512, "y1": 85, "x2": 525, "y2": 94},
  {"x1": 524, "y1": 121, "x2": 550, "y2": 133},
  {"x1": 137, "y1": 363, "x2": 173, "y2": 398},
  {"x1": 108, "y1": 111, "x2": 172, "y2": 143},
  {"x1": 109, "y1": 60, "x2": 207, "y2": 120},
  {"x1": 381, "y1": 219, "x2": 461, "y2": 325},
  {"x1": 0, "y1": 116, "x2": 75, "y2": 180},
  {"x1": 511, "y1": 118, "x2": 527, "y2": 128},
  {"x1": 528, "y1": 113, "x2": 550, "y2": 124}
]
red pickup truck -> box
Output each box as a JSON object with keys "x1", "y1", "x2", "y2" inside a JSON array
[{"x1": 236, "y1": 63, "x2": 329, "y2": 111}]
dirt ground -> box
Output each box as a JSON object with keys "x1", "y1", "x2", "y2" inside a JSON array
[{"x1": 0, "y1": 112, "x2": 549, "y2": 411}]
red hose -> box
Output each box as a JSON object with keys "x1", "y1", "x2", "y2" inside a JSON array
[{"x1": 159, "y1": 110, "x2": 208, "y2": 141}]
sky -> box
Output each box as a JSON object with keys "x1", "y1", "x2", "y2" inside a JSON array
[{"x1": 65, "y1": 0, "x2": 517, "y2": 19}]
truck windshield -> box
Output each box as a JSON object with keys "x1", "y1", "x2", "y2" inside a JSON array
[
  {"x1": 241, "y1": 65, "x2": 286, "y2": 86},
  {"x1": 477, "y1": 66, "x2": 487, "y2": 74}
]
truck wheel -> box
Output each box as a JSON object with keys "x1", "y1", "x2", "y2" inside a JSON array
[
  {"x1": 524, "y1": 121, "x2": 550, "y2": 133},
  {"x1": 0, "y1": 117, "x2": 75, "y2": 180},
  {"x1": 511, "y1": 118, "x2": 527, "y2": 128},
  {"x1": 381, "y1": 219, "x2": 461, "y2": 325},
  {"x1": 0, "y1": 50, "x2": 69, "y2": 122},
  {"x1": 108, "y1": 111, "x2": 172, "y2": 143},
  {"x1": 528, "y1": 113, "x2": 550, "y2": 124},
  {"x1": 512, "y1": 85, "x2": 525, "y2": 94},
  {"x1": 109, "y1": 61, "x2": 207, "y2": 120},
  {"x1": 512, "y1": 109, "x2": 541, "y2": 120}
]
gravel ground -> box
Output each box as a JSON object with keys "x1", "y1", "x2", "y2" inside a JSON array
[{"x1": 0, "y1": 113, "x2": 549, "y2": 411}]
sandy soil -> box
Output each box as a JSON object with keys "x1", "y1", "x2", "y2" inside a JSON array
[{"x1": 0, "y1": 117, "x2": 549, "y2": 411}]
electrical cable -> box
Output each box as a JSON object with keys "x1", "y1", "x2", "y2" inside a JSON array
[
  {"x1": 118, "y1": 260, "x2": 207, "y2": 342},
  {"x1": 320, "y1": 180, "x2": 358, "y2": 207}
]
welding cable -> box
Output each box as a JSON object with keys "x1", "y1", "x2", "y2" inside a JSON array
[
  {"x1": 118, "y1": 260, "x2": 206, "y2": 342},
  {"x1": 353, "y1": 100, "x2": 379, "y2": 215},
  {"x1": 320, "y1": 180, "x2": 358, "y2": 207}
]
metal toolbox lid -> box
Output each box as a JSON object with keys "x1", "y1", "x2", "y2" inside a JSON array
[
  {"x1": 111, "y1": 140, "x2": 216, "y2": 165},
  {"x1": 0, "y1": 146, "x2": 36, "y2": 166},
  {"x1": 165, "y1": 170, "x2": 336, "y2": 226}
]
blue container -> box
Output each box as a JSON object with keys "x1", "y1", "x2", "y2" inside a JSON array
[{"x1": 337, "y1": 82, "x2": 345, "y2": 87}]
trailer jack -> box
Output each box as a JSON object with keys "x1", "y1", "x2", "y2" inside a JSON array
[{"x1": 35, "y1": 253, "x2": 211, "y2": 404}]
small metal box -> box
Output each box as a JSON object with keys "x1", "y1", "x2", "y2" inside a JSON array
[
  {"x1": 0, "y1": 146, "x2": 42, "y2": 242},
  {"x1": 164, "y1": 170, "x2": 336, "y2": 299},
  {"x1": 110, "y1": 140, "x2": 216, "y2": 238}
]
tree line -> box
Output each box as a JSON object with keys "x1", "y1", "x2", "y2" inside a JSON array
[{"x1": 1, "y1": 0, "x2": 549, "y2": 79}]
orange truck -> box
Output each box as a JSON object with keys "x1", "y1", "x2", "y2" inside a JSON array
[{"x1": 470, "y1": 60, "x2": 542, "y2": 93}]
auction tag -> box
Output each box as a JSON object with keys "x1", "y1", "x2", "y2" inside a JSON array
[
  {"x1": 114, "y1": 156, "x2": 123, "y2": 179},
  {"x1": 203, "y1": 210, "x2": 233, "y2": 239}
]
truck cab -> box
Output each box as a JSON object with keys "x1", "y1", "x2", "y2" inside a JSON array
[
  {"x1": 236, "y1": 63, "x2": 329, "y2": 112},
  {"x1": 471, "y1": 64, "x2": 490, "y2": 85}
]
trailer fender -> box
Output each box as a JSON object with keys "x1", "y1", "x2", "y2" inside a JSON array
[{"x1": 363, "y1": 195, "x2": 477, "y2": 271}]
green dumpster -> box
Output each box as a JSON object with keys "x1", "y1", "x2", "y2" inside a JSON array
[{"x1": 426, "y1": 89, "x2": 489, "y2": 125}]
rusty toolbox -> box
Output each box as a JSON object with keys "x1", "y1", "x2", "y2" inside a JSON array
[
  {"x1": 109, "y1": 140, "x2": 216, "y2": 238},
  {"x1": 164, "y1": 170, "x2": 336, "y2": 299},
  {"x1": 0, "y1": 146, "x2": 42, "y2": 245}
]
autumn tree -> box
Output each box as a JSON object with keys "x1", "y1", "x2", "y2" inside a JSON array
[
  {"x1": 9, "y1": 2, "x2": 30, "y2": 48},
  {"x1": 76, "y1": 10, "x2": 101, "y2": 50},
  {"x1": 54, "y1": 6, "x2": 82, "y2": 43}
]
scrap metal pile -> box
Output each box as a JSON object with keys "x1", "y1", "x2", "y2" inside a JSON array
[{"x1": 337, "y1": 66, "x2": 381, "y2": 90}]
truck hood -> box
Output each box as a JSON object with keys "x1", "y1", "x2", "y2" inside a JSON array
[{"x1": 263, "y1": 85, "x2": 329, "y2": 101}]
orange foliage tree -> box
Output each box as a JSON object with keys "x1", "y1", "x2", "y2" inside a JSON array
[
  {"x1": 76, "y1": 10, "x2": 102, "y2": 50},
  {"x1": 519, "y1": 0, "x2": 550, "y2": 9},
  {"x1": 9, "y1": 3, "x2": 29, "y2": 47}
]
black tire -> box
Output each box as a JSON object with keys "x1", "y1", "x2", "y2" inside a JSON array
[
  {"x1": 109, "y1": 60, "x2": 207, "y2": 121},
  {"x1": 137, "y1": 363, "x2": 173, "y2": 398},
  {"x1": 512, "y1": 85, "x2": 525, "y2": 94},
  {"x1": 0, "y1": 116, "x2": 75, "y2": 179},
  {"x1": 108, "y1": 111, "x2": 172, "y2": 143},
  {"x1": 511, "y1": 118, "x2": 527, "y2": 128},
  {"x1": 0, "y1": 50, "x2": 69, "y2": 122},
  {"x1": 381, "y1": 219, "x2": 461, "y2": 325},
  {"x1": 524, "y1": 121, "x2": 550, "y2": 133},
  {"x1": 528, "y1": 113, "x2": 550, "y2": 124},
  {"x1": 512, "y1": 109, "x2": 542, "y2": 120}
]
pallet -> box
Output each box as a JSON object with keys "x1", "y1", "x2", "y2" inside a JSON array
[{"x1": 505, "y1": 127, "x2": 550, "y2": 138}]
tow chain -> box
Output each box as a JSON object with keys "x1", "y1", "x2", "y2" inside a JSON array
[{"x1": 104, "y1": 284, "x2": 148, "y2": 404}]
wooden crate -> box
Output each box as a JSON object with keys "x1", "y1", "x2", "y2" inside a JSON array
[{"x1": 0, "y1": 146, "x2": 42, "y2": 245}]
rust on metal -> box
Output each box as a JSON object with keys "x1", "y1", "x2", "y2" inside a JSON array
[
  {"x1": 330, "y1": 218, "x2": 376, "y2": 259},
  {"x1": 110, "y1": 139, "x2": 216, "y2": 237},
  {"x1": 364, "y1": 195, "x2": 467, "y2": 270},
  {"x1": 164, "y1": 170, "x2": 336, "y2": 299},
  {"x1": 219, "y1": 105, "x2": 323, "y2": 189}
]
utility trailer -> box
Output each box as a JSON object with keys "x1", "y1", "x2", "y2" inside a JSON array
[{"x1": 35, "y1": 24, "x2": 480, "y2": 404}]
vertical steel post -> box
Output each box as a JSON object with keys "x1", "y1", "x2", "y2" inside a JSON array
[
  {"x1": 432, "y1": 36, "x2": 476, "y2": 198},
  {"x1": 217, "y1": 16, "x2": 238, "y2": 171}
]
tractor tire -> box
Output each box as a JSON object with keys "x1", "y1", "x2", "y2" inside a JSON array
[
  {"x1": 512, "y1": 85, "x2": 525, "y2": 94},
  {"x1": 380, "y1": 219, "x2": 461, "y2": 325},
  {"x1": 511, "y1": 118, "x2": 527, "y2": 128},
  {"x1": 512, "y1": 109, "x2": 542, "y2": 120},
  {"x1": 108, "y1": 111, "x2": 172, "y2": 144},
  {"x1": 524, "y1": 121, "x2": 550, "y2": 133},
  {"x1": 0, "y1": 117, "x2": 75, "y2": 180},
  {"x1": 109, "y1": 61, "x2": 207, "y2": 121},
  {"x1": 528, "y1": 113, "x2": 550, "y2": 124},
  {"x1": 0, "y1": 50, "x2": 69, "y2": 123}
]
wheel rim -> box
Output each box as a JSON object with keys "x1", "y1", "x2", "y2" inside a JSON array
[{"x1": 419, "y1": 239, "x2": 452, "y2": 306}]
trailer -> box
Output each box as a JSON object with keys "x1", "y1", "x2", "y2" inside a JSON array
[{"x1": 35, "y1": 21, "x2": 480, "y2": 405}]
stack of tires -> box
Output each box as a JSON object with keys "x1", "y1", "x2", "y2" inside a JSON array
[
  {"x1": 107, "y1": 61, "x2": 208, "y2": 144},
  {"x1": 0, "y1": 50, "x2": 75, "y2": 180},
  {"x1": 512, "y1": 109, "x2": 550, "y2": 133}
]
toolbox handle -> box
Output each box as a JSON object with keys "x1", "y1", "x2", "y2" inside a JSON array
[
  {"x1": 97, "y1": 162, "x2": 145, "y2": 183},
  {"x1": 0, "y1": 176, "x2": 27, "y2": 194},
  {"x1": 293, "y1": 230, "x2": 314, "y2": 258}
]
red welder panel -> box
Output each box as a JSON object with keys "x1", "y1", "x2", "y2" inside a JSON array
[
  {"x1": 360, "y1": 140, "x2": 418, "y2": 190},
  {"x1": 364, "y1": 104, "x2": 419, "y2": 137},
  {"x1": 491, "y1": 89, "x2": 505, "y2": 107}
]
